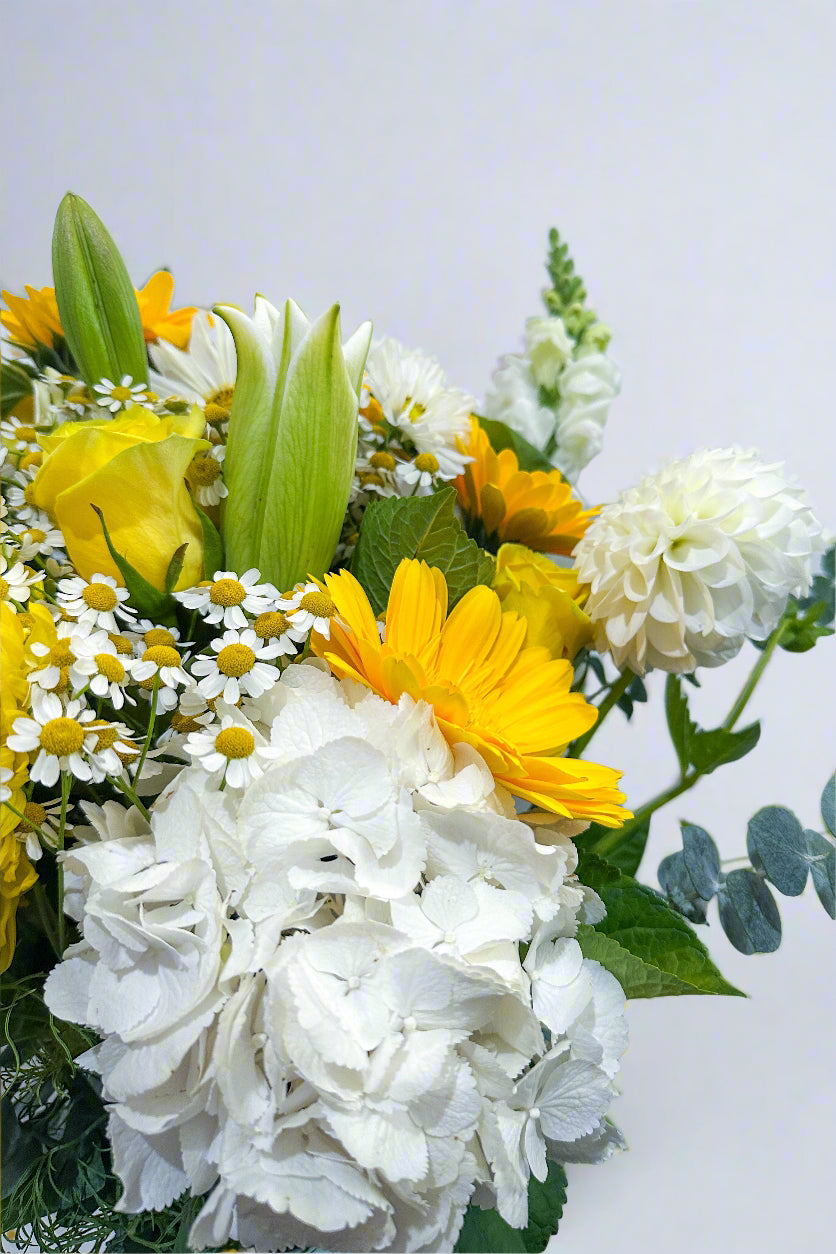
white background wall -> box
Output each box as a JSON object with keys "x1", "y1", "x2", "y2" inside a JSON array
[{"x1": 3, "y1": 2, "x2": 834, "y2": 1251}]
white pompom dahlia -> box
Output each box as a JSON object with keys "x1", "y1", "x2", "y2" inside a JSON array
[{"x1": 573, "y1": 447, "x2": 825, "y2": 674}]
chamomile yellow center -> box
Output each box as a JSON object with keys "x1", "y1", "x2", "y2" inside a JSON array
[
  {"x1": 215, "y1": 727, "x2": 255, "y2": 759},
  {"x1": 216, "y1": 643, "x2": 255, "y2": 677},
  {"x1": 13, "y1": 425, "x2": 38, "y2": 443},
  {"x1": 298, "y1": 591, "x2": 335, "y2": 618},
  {"x1": 359, "y1": 471, "x2": 385, "y2": 487},
  {"x1": 82, "y1": 583, "x2": 118, "y2": 612},
  {"x1": 170, "y1": 711, "x2": 204, "y2": 734},
  {"x1": 253, "y1": 611, "x2": 290, "y2": 640},
  {"x1": 0, "y1": 578, "x2": 9, "y2": 600},
  {"x1": 109, "y1": 633, "x2": 135, "y2": 655},
  {"x1": 19, "y1": 451, "x2": 43, "y2": 471},
  {"x1": 23, "y1": 528, "x2": 47, "y2": 544},
  {"x1": 413, "y1": 452, "x2": 439, "y2": 474},
  {"x1": 53, "y1": 667, "x2": 70, "y2": 694},
  {"x1": 188, "y1": 452, "x2": 222, "y2": 486},
  {"x1": 209, "y1": 578, "x2": 246, "y2": 607},
  {"x1": 207, "y1": 386, "x2": 234, "y2": 411},
  {"x1": 143, "y1": 627, "x2": 177, "y2": 649},
  {"x1": 19, "y1": 800, "x2": 47, "y2": 832},
  {"x1": 39, "y1": 717, "x2": 85, "y2": 756},
  {"x1": 110, "y1": 386, "x2": 133, "y2": 402},
  {"x1": 142, "y1": 645, "x2": 181, "y2": 670},
  {"x1": 23, "y1": 483, "x2": 37, "y2": 506},
  {"x1": 95, "y1": 653, "x2": 125, "y2": 682},
  {"x1": 370, "y1": 451, "x2": 396, "y2": 471},
  {"x1": 51, "y1": 640, "x2": 75, "y2": 668}
]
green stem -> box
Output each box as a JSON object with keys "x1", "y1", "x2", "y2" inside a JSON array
[
  {"x1": 134, "y1": 681, "x2": 159, "y2": 784},
  {"x1": 56, "y1": 771, "x2": 72, "y2": 954},
  {"x1": 568, "y1": 669, "x2": 633, "y2": 759},
  {"x1": 592, "y1": 622, "x2": 789, "y2": 862},
  {"x1": 112, "y1": 776, "x2": 150, "y2": 821},
  {"x1": 32, "y1": 882, "x2": 61, "y2": 957},
  {"x1": 722, "y1": 620, "x2": 788, "y2": 730}
]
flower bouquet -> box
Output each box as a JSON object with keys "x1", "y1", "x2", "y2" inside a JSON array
[{"x1": 1, "y1": 195, "x2": 833, "y2": 1254}]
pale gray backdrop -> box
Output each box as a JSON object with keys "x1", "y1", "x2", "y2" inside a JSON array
[{"x1": 3, "y1": 2, "x2": 834, "y2": 1251}]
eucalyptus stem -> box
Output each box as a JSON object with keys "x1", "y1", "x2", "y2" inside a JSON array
[{"x1": 568, "y1": 668, "x2": 634, "y2": 759}]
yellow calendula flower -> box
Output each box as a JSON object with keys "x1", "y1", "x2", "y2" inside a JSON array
[
  {"x1": 493, "y1": 543, "x2": 593, "y2": 661},
  {"x1": 455, "y1": 416, "x2": 598, "y2": 555},
  {"x1": 1, "y1": 272, "x2": 196, "y2": 351},
  {"x1": 1, "y1": 785, "x2": 38, "y2": 972},
  {"x1": 33, "y1": 406, "x2": 208, "y2": 590},
  {"x1": 311, "y1": 558, "x2": 629, "y2": 826},
  {"x1": 1, "y1": 605, "x2": 30, "y2": 736},
  {"x1": 134, "y1": 271, "x2": 197, "y2": 348}
]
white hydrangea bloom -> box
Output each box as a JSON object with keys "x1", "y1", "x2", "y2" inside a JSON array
[
  {"x1": 573, "y1": 446, "x2": 825, "y2": 674},
  {"x1": 43, "y1": 661, "x2": 626, "y2": 1253}
]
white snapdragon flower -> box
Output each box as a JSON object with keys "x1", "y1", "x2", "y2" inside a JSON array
[
  {"x1": 483, "y1": 352, "x2": 555, "y2": 449},
  {"x1": 573, "y1": 447, "x2": 826, "y2": 674},
  {"x1": 525, "y1": 314, "x2": 574, "y2": 390},
  {"x1": 551, "y1": 347, "x2": 621, "y2": 482}
]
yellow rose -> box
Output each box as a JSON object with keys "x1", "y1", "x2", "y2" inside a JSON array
[
  {"x1": 493, "y1": 543, "x2": 593, "y2": 660},
  {"x1": 33, "y1": 406, "x2": 208, "y2": 591}
]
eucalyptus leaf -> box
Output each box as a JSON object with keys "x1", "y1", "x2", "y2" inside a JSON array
[
  {"x1": 681, "y1": 822, "x2": 721, "y2": 900},
  {"x1": 746, "y1": 805, "x2": 809, "y2": 897},
  {"x1": 351, "y1": 487, "x2": 495, "y2": 616},
  {"x1": 821, "y1": 772, "x2": 835, "y2": 836},
  {"x1": 717, "y1": 869, "x2": 781, "y2": 954},
  {"x1": 656, "y1": 851, "x2": 708, "y2": 924},
  {"x1": 805, "y1": 829, "x2": 835, "y2": 918}
]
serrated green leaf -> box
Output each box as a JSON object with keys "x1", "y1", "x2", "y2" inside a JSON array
[
  {"x1": 664, "y1": 674, "x2": 695, "y2": 779},
  {"x1": 746, "y1": 805, "x2": 809, "y2": 897},
  {"x1": 455, "y1": 1163, "x2": 567, "y2": 1253},
  {"x1": 194, "y1": 500, "x2": 224, "y2": 578},
  {"x1": 688, "y1": 721, "x2": 760, "y2": 775},
  {"x1": 804, "y1": 829, "x2": 835, "y2": 918},
  {"x1": 1, "y1": 360, "x2": 34, "y2": 419},
  {"x1": 717, "y1": 869, "x2": 781, "y2": 954},
  {"x1": 576, "y1": 854, "x2": 743, "y2": 997},
  {"x1": 351, "y1": 486, "x2": 495, "y2": 615},
  {"x1": 52, "y1": 192, "x2": 148, "y2": 388},
  {"x1": 681, "y1": 822, "x2": 721, "y2": 900},
  {"x1": 578, "y1": 816, "x2": 651, "y2": 877},
  {"x1": 91, "y1": 505, "x2": 178, "y2": 625},
  {"x1": 476, "y1": 414, "x2": 554, "y2": 472},
  {"x1": 821, "y1": 772, "x2": 835, "y2": 836}
]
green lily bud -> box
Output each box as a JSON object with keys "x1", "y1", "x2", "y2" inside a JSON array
[
  {"x1": 52, "y1": 192, "x2": 148, "y2": 388},
  {"x1": 215, "y1": 296, "x2": 372, "y2": 590}
]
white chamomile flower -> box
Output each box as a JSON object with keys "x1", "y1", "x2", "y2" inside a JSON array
[
  {"x1": 133, "y1": 621, "x2": 190, "y2": 653},
  {"x1": 56, "y1": 573, "x2": 137, "y2": 632},
  {"x1": 191, "y1": 627, "x2": 282, "y2": 704},
  {"x1": 184, "y1": 712, "x2": 269, "y2": 788},
  {"x1": 7, "y1": 691, "x2": 98, "y2": 786},
  {"x1": 132, "y1": 643, "x2": 193, "y2": 712},
  {"x1": 149, "y1": 311, "x2": 237, "y2": 419},
  {"x1": 276, "y1": 581, "x2": 340, "y2": 639},
  {"x1": 0, "y1": 555, "x2": 41, "y2": 607},
  {"x1": 175, "y1": 568, "x2": 277, "y2": 629},
  {"x1": 27, "y1": 622, "x2": 94, "y2": 692},
  {"x1": 86, "y1": 719, "x2": 143, "y2": 780},
  {"x1": 15, "y1": 797, "x2": 63, "y2": 861},
  {"x1": 93, "y1": 375, "x2": 148, "y2": 412},
  {"x1": 250, "y1": 609, "x2": 303, "y2": 658},
  {"x1": 395, "y1": 452, "x2": 441, "y2": 493},
  {"x1": 156, "y1": 701, "x2": 214, "y2": 747},
  {"x1": 2, "y1": 466, "x2": 42, "y2": 523},
  {"x1": 69, "y1": 630, "x2": 140, "y2": 710},
  {"x1": 10, "y1": 513, "x2": 65, "y2": 560},
  {"x1": 0, "y1": 766, "x2": 13, "y2": 803},
  {"x1": 186, "y1": 444, "x2": 227, "y2": 506},
  {"x1": 0, "y1": 413, "x2": 43, "y2": 450}
]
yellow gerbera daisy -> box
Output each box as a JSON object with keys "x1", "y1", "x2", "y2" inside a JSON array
[
  {"x1": 1, "y1": 286, "x2": 63, "y2": 349},
  {"x1": 311, "y1": 558, "x2": 629, "y2": 826},
  {"x1": 1, "y1": 273, "x2": 197, "y2": 352},
  {"x1": 455, "y1": 416, "x2": 598, "y2": 554}
]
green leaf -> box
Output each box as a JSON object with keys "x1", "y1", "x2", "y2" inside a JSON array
[
  {"x1": 687, "y1": 721, "x2": 761, "y2": 775},
  {"x1": 821, "y1": 772, "x2": 835, "y2": 836},
  {"x1": 665, "y1": 675, "x2": 695, "y2": 779},
  {"x1": 476, "y1": 415, "x2": 554, "y2": 473},
  {"x1": 52, "y1": 192, "x2": 148, "y2": 388},
  {"x1": 194, "y1": 500, "x2": 224, "y2": 578},
  {"x1": 657, "y1": 851, "x2": 708, "y2": 923},
  {"x1": 717, "y1": 869, "x2": 781, "y2": 954},
  {"x1": 91, "y1": 505, "x2": 178, "y2": 625},
  {"x1": 805, "y1": 829, "x2": 835, "y2": 919},
  {"x1": 163, "y1": 543, "x2": 188, "y2": 595},
  {"x1": 1, "y1": 360, "x2": 34, "y2": 419},
  {"x1": 351, "y1": 487, "x2": 495, "y2": 616},
  {"x1": 746, "y1": 805, "x2": 809, "y2": 897},
  {"x1": 576, "y1": 854, "x2": 744, "y2": 997},
  {"x1": 455, "y1": 1163, "x2": 568, "y2": 1253},
  {"x1": 681, "y1": 822, "x2": 721, "y2": 900},
  {"x1": 615, "y1": 672, "x2": 648, "y2": 720}
]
